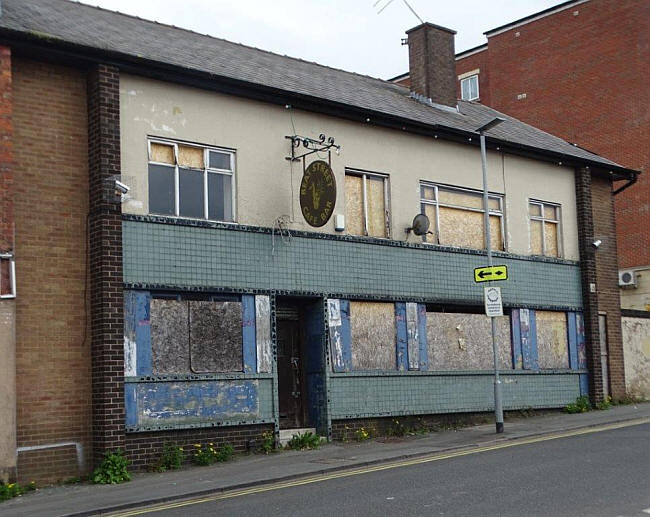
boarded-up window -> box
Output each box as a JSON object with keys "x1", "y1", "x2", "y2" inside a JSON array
[
  {"x1": 420, "y1": 184, "x2": 504, "y2": 251},
  {"x1": 345, "y1": 171, "x2": 389, "y2": 238},
  {"x1": 189, "y1": 301, "x2": 243, "y2": 372},
  {"x1": 150, "y1": 297, "x2": 243, "y2": 374},
  {"x1": 536, "y1": 311, "x2": 569, "y2": 369},
  {"x1": 529, "y1": 200, "x2": 561, "y2": 257},
  {"x1": 148, "y1": 139, "x2": 234, "y2": 221},
  {"x1": 426, "y1": 312, "x2": 512, "y2": 370},
  {"x1": 349, "y1": 301, "x2": 395, "y2": 370},
  {"x1": 151, "y1": 299, "x2": 190, "y2": 374}
]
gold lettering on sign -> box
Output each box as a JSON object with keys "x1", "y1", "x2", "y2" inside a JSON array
[{"x1": 299, "y1": 160, "x2": 337, "y2": 228}]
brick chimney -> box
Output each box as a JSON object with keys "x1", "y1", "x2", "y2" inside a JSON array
[{"x1": 406, "y1": 22, "x2": 457, "y2": 107}]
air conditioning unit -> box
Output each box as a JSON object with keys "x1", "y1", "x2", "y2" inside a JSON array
[{"x1": 618, "y1": 270, "x2": 637, "y2": 288}]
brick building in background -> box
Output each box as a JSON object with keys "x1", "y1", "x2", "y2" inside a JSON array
[
  {"x1": 394, "y1": 0, "x2": 649, "y2": 399},
  {"x1": 454, "y1": 0, "x2": 649, "y2": 397}
]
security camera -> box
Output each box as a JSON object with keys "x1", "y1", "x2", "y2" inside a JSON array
[
  {"x1": 114, "y1": 180, "x2": 130, "y2": 195},
  {"x1": 592, "y1": 239, "x2": 602, "y2": 249}
]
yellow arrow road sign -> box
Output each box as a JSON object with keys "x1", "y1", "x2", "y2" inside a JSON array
[{"x1": 474, "y1": 265, "x2": 508, "y2": 283}]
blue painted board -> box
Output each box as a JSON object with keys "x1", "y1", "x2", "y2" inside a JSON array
[
  {"x1": 417, "y1": 304, "x2": 428, "y2": 371},
  {"x1": 395, "y1": 303, "x2": 408, "y2": 371},
  {"x1": 132, "y1": 380, "x2": 260, "y2": 426},
  {"x1": 511, "y1": 309, "x2": 523, "y2": 369},
  {"x1": 135, "y1": 291, "x2": 152, "y2": 375},
  {"x1": 568, "y1": 312, "x2": 579, "y2": 370},
  {"x1": 125, "y1": 383, "x2": 138, "y2": 427}
]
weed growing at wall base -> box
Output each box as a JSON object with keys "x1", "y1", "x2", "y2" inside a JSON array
[
  {"x1": 286, "y1": 432, "x2": 323, "y2": 450},
  {"x1": 565, "y1": 396, "x2": 591, "y2": 414},
  {"x1": 0, "y1": 481, "x2": 36, "y2": 502},
  {"x1": 92, "y1": 450, "x2": 131, "y2": 484},
  {"x1": 154, "y1": 444, "x2": 184, "y2": 472},
  {"x1": 260, "y1": 431, "x2": 276, "y2": 454},
  {"x1": 192, "y1": 443, "x2": 235, "y2": 466}
]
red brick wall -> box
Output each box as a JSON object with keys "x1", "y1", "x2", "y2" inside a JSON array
[
  {"x1": 12, "y1": 58, "x2": 91, "y2": 484},
  {"x1": 456, "y1": 0, "x2": 649, "y2": 268},
  {"x1": 455, "y1": 48, "x2": 489, "y2": 103}
]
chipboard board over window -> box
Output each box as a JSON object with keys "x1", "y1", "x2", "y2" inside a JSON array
[{"x1": 420, "y1": 183, "x2": 504, "y2": 251}]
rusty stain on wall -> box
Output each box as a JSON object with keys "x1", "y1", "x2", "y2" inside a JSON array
[
  {"x1": 622, "y1": 317, "x2": 650, "y2": 398},
  {"x1": 536, "y1": 311, "x2": 569, "y2": 369},
  {"x1": 151, "y1": 299, "x2": 190, "y2": 374},
  {"x1": 255, "y1": 295, "x2": 272, "y2": 373},
  {"x1": 189, "y1": 301, "x2": 243, "y2": 373},
  {"x1": 350, "y1": 301, "x2": 395, "y2": 370},
  {"x1": 426, "y1": 312, "x2": 512, "y2": 370}
]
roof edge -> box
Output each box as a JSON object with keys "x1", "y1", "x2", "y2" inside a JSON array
[
  {"x1": 455, "y1": 43, "x2": 488, "y2": 60},
  {"x1": 484, "y1": 0, "x2": 590, "y2": 37},
  {"x1": 2, "y1": 26, "x2": 639, "y2": 181}
]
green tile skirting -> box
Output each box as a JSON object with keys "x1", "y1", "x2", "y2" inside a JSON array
[
  {"x1": 123, "y1": 219, "x2": 583, "y2": 309},
  {"x1": 329, "y1": 371, "x2": 582, "y2": 418}
]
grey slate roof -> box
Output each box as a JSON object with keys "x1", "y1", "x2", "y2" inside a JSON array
[{"x1": 0, "y1": 0, "x2": 633, "y2": 173}]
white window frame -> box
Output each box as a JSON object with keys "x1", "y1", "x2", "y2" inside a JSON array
[
  {"x1": 529, "y1": 199, "x2": 562, "y2": 257},
  {"x1": 345, "y1": 169, "x2": 391, "y2": 238},
  {"x1": 460, "y1": 74, "x2": 479, "y2": 101},
  {"x1": 420, "y1": 182, "x2": 505, "y2": 251},
  {"x1": 147, "y1": 137, "x2": 236, "y2": 222}
]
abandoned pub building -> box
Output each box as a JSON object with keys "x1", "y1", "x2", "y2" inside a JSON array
[{"x1": 0, "y1": 0, "x2": 639, "y2": 482}]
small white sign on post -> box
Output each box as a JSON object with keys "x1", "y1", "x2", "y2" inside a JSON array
[{"x1": 484, "y1": 287, "x2": 503, "y2": 317}]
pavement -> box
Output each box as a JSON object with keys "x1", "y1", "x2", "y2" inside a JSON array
[{"x1": 2, "y1": 403, "x2": 649, "y2": 517}]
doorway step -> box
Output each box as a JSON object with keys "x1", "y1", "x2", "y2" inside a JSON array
[{"x1": 279, "y1": 427, "x2": 317, "y2": 447}]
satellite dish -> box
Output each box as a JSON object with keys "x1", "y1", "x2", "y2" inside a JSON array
[{"x1": 406, "y1": 213, "x2": 430, "y2": 236}]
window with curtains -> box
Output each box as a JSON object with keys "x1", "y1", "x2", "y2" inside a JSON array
[
  {"x1": 420, "y1": 183, "x2": 504, "y2": 251},
  {"x1": 148, "y1": 138, "x2": 235, "y2": 221}
]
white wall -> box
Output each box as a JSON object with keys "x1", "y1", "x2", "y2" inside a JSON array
[{"x1": 120, "y1": 74, "x2": 579, "y2": 260}]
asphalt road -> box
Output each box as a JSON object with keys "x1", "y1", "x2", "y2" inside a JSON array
[{"x1": 124, "y1": 422, "x2": 650, "y2": 517}]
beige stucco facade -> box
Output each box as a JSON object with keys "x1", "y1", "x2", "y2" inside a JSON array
[
  {"x1": 0, "y1": 301, "x2": 16, "y2": 482},
  {"x1": 120, "y1": 74, "x2": 579, "y2": 260}
]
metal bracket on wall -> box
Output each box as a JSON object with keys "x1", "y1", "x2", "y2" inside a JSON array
[
  {"x1": 285, "y1": 134, "x2": 341, "y2": 162},
  {"x1": 0, "y1": 252, "x2": 16, "y2": 299}
]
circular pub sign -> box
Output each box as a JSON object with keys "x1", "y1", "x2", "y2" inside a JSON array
[{"x1": 299, "y1": 160, "x2": 336, "y2": 227}]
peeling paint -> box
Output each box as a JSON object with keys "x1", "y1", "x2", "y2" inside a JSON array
[
  {"x1": 406, "y1": 302, "x2": 419, "y2": 370},
  {"x1": 124, "y1": 337, "x2": 137, "y2": 377},
  {"x1": 132, "y1": 380, "x2": 262, "y2": 426},
  {"x1": 255, "y1": 295, "x2": 272, "y2": 373}
]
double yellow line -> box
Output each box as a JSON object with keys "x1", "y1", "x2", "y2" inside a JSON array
[{"x1": 104, "y1": 418, "x2": 650, "y2": 517}]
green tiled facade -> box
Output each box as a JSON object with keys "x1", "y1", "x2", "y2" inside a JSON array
[
  {"x1": 123, "y1": 218, "x2": 583, "y2": 309},
  {"x1": 329, "y1": 371, "x2": 582, "y2": 418}
]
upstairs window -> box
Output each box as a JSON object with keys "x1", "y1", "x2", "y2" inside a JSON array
[
  {"x1": 529, "y1": 200, "x2": 562, "y2": 257},
  {"x1": 148, "y1": 139, "x2": 235, "y2": 221},
  {"x1": 461, "y1": 74, "x2": 479, "y2": 101},
  {"x1": 345, "y1": 170, "x2": 390, "y2": 238},
  {"x1": 420, "y1": 183, "x2": 504, "y2": 251}
]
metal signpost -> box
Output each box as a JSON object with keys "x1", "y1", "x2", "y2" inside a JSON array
[{"x1": 477, "y1": 117, "x2": 506, "y2": 434}]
